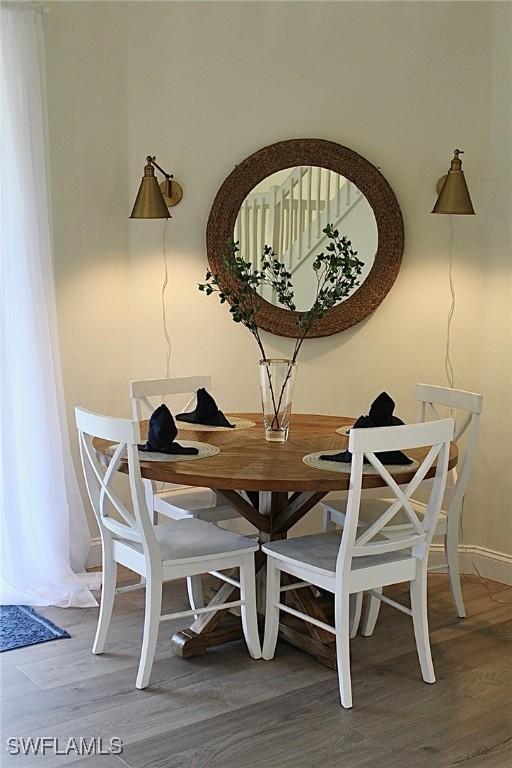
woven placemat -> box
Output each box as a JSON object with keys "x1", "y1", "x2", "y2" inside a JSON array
[
  {"x1": 303, "y1": 451, "x2": 419, "y2": 474},
  {"x1": 176, "y1": 417, "x2": 255, "y2": 432},
  {"x1": 106, "y1": 441, "x2": 220, "y2": 462},
  {"x1": 335, "y1": 425, "x2": 353, "y2": 437}
]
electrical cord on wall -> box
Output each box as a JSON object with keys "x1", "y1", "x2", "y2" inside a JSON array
[
  {"x1": 445, "y1": 214, "x2": 456, "y2": 389},
  {"x1": 445, "y1": 218, "x2": 511, "y2": 604},
  {"x1": 159, "y1": 219, "x2": 194, "y2": 416},
  {"x1": 157, "y1": 218, "x2": 173, "y2": 497},
  {"x1": 161, "y1": 218, "x2": 173, "y2": 379}
]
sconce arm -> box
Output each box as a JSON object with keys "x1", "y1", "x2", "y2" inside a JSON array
[{"x1": 146, "y1": 155, "x2": 173, "y2": 180}]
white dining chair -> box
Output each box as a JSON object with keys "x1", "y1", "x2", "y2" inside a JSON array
[
  {"x1": 322, "y1": 384, "x2": 482, "y2": 620},
  {"x1": 76, "y1": 406, "x2": 261, "y2": 689},
  {"x1": 130, "y1": 376, "x2": 241, "y2": 613},
  {"x1": 262, "y1": 418, "x2": 454, "y2": 708}
]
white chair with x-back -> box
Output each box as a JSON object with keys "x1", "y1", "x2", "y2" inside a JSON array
[
  {"x1": 323, "y1": 384, "x2": 482, "y2": 622},
  {"x1": 76, "y1": 406, "x2": 261, "y2": 690},
  {"x1": 262, "y1": 418, "x2": 454, "y2": 708},
  {"x1": 129, "y1": 376, "x2": 242, "y2": 613}
]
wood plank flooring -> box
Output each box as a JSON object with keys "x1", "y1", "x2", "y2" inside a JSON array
[{"x1": 1, "y1": 572, "x2": 511, "y2": 768}]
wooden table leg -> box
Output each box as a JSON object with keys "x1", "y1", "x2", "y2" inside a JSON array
[
  {"x1": 171, "y1": 547, "x2": 267, "y2": 658},
  {"x1": 171, "y1": 488, "x2": 336, "y2": 667},
  {"x1": 171, "y1": 578, "x2": 244, "y2": 658},
  {"x1": 255, "y1": 492, "x2": 286, "y2": 613}
]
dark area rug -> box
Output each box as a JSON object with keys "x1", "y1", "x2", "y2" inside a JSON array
[{"x1": 0, "y1": 605, "x2": 70, "y2": 652}]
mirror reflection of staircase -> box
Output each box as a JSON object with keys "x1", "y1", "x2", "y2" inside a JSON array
[{"x1": 235, "y1": 166, "x2": 378, "y2": 310}]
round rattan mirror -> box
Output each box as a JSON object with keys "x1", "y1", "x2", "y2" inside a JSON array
[{"x1": 206, "y1": 139, "x2": 404, "y2": 338}]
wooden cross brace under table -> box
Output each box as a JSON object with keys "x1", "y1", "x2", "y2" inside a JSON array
[{"x1": 170, "y1": 489, "x2": 339, "y2": 669}]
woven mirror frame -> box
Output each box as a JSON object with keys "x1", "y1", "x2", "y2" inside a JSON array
[{"x1": 206, "y1": 138, "x2": 404, "y2": 338}]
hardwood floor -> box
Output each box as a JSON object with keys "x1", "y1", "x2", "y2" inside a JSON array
[{"x1": 1, "y1": 572, "x2": 511, "y2": 768}]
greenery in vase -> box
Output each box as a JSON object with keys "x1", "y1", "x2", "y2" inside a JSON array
[{"x1": 198, "y1": 224, "x2": 364, "y2": 427}]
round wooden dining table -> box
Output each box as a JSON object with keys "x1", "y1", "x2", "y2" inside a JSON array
[{"x1": 95, "y1": 413, "x2": 457, "y2": 669}]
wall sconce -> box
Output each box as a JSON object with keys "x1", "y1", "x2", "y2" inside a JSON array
[
  {"x1": 432, "y1": 149, "x2": 475, "y2": 215},
  {"x1": 431, "y1": 148, "x2": 476, "y2": 391},
  {"x1": 130, "y1": 155, "x2": 183, "y2": 219}
]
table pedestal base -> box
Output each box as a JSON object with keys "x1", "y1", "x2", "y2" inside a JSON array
[
  {"x1": 170, "y1": 489, "x2": 338, "y2": 669},
  {"x1": 170, "y1": 588, "x2": 337, "y2": 669},
  {"x1": 171, "y1": 615, "x2": 245, "y2": 658}
]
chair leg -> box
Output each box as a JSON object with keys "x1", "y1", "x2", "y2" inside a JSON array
[
  {"x1": 361, "y1": 587, "x2": 382, "y2": 637},
  {"x1": 334, "y1": 590, "x2": 352, "y2": 708},
  {"x1": 186, "y1": 575, "x2": 205, "y2": 618},
  {"x1": 240, "y1": 555, "x2": 262, "y2": 659},
  {"x1": 92, "y1": 544, "x2": 117, "y2": 655},
  {"x1": 262, "y1": 557, "x2": 281, "y2": 660},
  {"x1": 410, "y1": 570, "x2": 435, "y2": 684},
  {"x1": 136, "y1": 573, "x2": 162, "y2": 690},
  {"x1": 445, "y1": 513, "x2": 466, "y2": 618},
  {"x1": 349, "y1": 592, "x2": 363, "y2": 639}
]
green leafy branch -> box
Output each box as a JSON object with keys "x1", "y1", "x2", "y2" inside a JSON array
[
  {"x1": 291, "y1": 223, "x2": 364, "y2": 362},
  {"x1": 198, "y1": 226, "x2": 364, "y2": 428},
  {"x1": 198, "y1": 242, "x2": 270, "y2": 363}
]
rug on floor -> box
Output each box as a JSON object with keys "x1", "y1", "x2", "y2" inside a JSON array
[{"x1": 0, "y1": 605, "x2": 70, "y2": 652}]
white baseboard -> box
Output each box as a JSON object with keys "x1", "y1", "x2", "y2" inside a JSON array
[
  {"x1": 429, "y1": 543, "x2": 512, "y2": 586},
  {"x1": 87, "y1": 537, "x2": 102, "y2": 569},
  {"x1": 87, "y1": 536, "x2": 512, "y2": 586}
]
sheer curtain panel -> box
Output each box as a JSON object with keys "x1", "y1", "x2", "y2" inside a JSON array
[{"x1": 0, "y1": 4, "x2": 98, "y2": 607}]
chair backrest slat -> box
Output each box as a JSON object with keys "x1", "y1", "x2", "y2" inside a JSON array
[
  {"x1": 416, "y1": 383, "x2": 483, "y2": 415},
  {"x1": 129, "y1": 376, "x2": 212, "y2": 421},
  {"x1": 453, "y1": 411, "x2": 472, "y2": 443},
  {"x1": 80, "y1": 436, "x2": 135, "y2": 529},
  {"x1": 337, "y1": 418, "x2": 454, "y2": 579},
  {"x1": 75, "y1": 407, "x2": 159, "y2": 554},
  {"x1": 349, "y1": 419, "x2": 452, "y2": 454},
  {"x1": 415, "y1": 383, "x2": 482, "y2": 515}
]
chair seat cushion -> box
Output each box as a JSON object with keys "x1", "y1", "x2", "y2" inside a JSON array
[
  {"x1": 124, "y1": 518, "x2": 258, "y2": 564},
  {"x1": 156, "y1": 487, "x2": 217, "y2": 510},
  {"x1": 154, "y1": 487, "x2": 240, "y2": 521},
  {"x1": 263, "y1": 533, "x2": 413, "y2": 577}
]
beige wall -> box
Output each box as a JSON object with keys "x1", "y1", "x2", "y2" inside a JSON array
[{"x1": 45, "y1": 2, "x2": 511, "y2": 557}]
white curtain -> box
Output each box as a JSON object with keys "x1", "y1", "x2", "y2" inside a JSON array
[{"x1": 0, "y1": 4, "x2": 98, "y2": 607}]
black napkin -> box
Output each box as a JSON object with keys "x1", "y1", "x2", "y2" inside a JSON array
[
  {"x1": 139, "y1": 404, "x2": 199, "y2": 455},
  {"x1": 320, "y1": 392, "x2": 413, "y2": 465},
  {"x1": 176, "y1": 388, "x2": 234, "y2": 428},
  {"x1": 369, "y1": 391, "x2": 405, "y2": 428}
]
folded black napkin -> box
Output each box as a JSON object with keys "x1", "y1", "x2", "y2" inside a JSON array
[
  {"x1": 176, "y1": 388, "x2": 234, "y2": 428},
  {"x1": 321, "y1": 392, "x2": 413, "y2": 465},
  {"x1": 369, "y1": 391, "x2": 405, "y2": 428},
  {"x1": 139, "y1": 404, "x2": 199, "y2": 455}
]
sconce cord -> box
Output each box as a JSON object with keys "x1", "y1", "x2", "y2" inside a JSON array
[
  {"x1": 445, "y1": 215, "x2": 455, "y2": 389},
  {"x1": 449, "y1": 220, "x2": 511, "y2": 605},
  {"x1": 162, "y1": 219, "x2": 172, "y2": 378}
]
